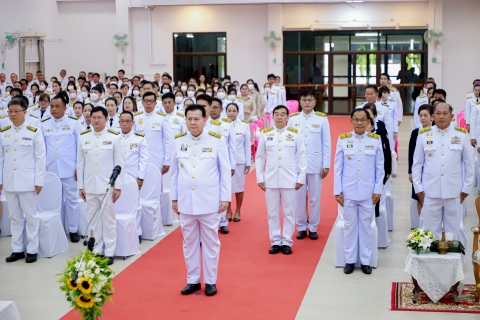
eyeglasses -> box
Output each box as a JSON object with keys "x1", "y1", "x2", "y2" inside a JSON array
[
  {"x1": 9, "y1": 109, "x2": 25, "y2": 114},
  {"x1": 143, "y1": 99, "x2": 156, "y2": 103},
  {"x1": 91, "y1": 117, "x2": 105, "y2": 121},
  {"x1": 352, "y1": 118, "x2": 368, "y2": 123},
  {"x1": 119, "y1": 120, "x2": 132, "y2": 124},
  {"x1": 301, "y1": 99, "x2": 314, "y2": 103}
]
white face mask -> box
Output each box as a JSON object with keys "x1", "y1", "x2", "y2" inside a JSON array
[
  {"x1": 6, "y1": 91, "x2": 10, "y2": 96},
  {"x1": 133, "y1": 90, "x2": 140, "y2": 96},
  {"x1": 187, "y1": 91, "x2": 195, "y2": 98},
  {"x1": 264, "y1": 88, "x2": 271, "y2": 93},
  {"x1": 69, "y1": 93, "x2": 77, "y2": 99},
  {"x1": 423, "y1": 88, "x2": 428, "y2": 95},
  {"x1": 110, "y1": 82, "x2": 117, "y2": 85},
  {"x1": 181, "y1": 86, "x2": 187, "y2": 92},
  {"x1": 39, "y1": 85, "x2": 46, "y2": 91},
  {"x1": 228, "y1": 94, "x2": 236, "y2": 101},
  {"x1": 206, "y1": 92, "x2": 212, "y2": 96},
  {"x1": 81, "y1": 92, "x2": 88, "y2": 99},
  {"x1": 163, "y1": 89, "x2": 170, "y2": 94},
  {"x1": 248, "y1": 84, "x2": 254, "y2": 90},
  {"x1": 213, "y1": 86, "x2": 218, "y2": 92},
  {"x1": 90, "y1": 93, "x2": 99, "y2": 101},
  {"x1": 175, "y1": 96, "x2": 183, "y2": 104},
  {"x1": 68, "y1": 86, "x2": 74, "y2": 90},
  {"x1": 217, "y1": 92, "x2": 225, "y2": 99}
]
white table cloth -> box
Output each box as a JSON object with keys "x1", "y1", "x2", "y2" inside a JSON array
[
  {"x1": 404, "y1": 250, "x2": 466, "y2": 303},
  {"x1": 0, "y1": 301, "x2": 21, "y2": 320}
]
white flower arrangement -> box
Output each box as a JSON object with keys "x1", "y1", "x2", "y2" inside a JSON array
[{"x1": 406, "y1": 228, "x2": 436, "y2": 254}]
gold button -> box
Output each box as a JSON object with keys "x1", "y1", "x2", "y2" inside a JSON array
[
  {"x1": 192, "y1": 176, "x2": 195, "y2": 179},
  {"x1": 442, "y1": 164, "x2": 444, "y2": 166},
  {"x1": 359, "y1": 140, "x2": 362, "y2": 143},
  {"x1": 279, "y1": 166, "x2": 282, "y2": 168},
  {"x1": 193, "y1": 165, "x2": 196, "y2": 168},
  {"x1": 95, "y1": 154, "x2": 98, "y2": 156},
  {"x1": 358, "y1": 178, "x2": 361, "y2": 181},
  {"x1": 194, "y1": 153, "x2": 197, "y2": 157},
  {"x1": 442, "y1": 154, "x2": 444, "y2": 156},
  {"x1": 359, "y1": 149, "x2": 362, "y2": 152},
  {"x1": 358, "y1": 159, "x2": 361, "y2": 161},
  {"x1": 192, "y1": 187, "x2": 195, "y2": 190},
  {"x1": 442, "y1": 134, "x2": 444, "y2": 137},
  {"x1": 14, "y1": 168, "x2": 16, "y2": 170},
  {"x1": 441, "y1": 174, "x2": 444, "y2": 176},
  {"x1": 13, "y1": 159, "x2": 16, "y2": 161},
  {"x1": 278, "y1": 140, "x2": 282, "y2": 142},
  {"x1": 195, "y1": 142, "x2": 198, "y2": 145},
  {"x1": 95, "y1": 163, "x2": 97, "y2": 166},
  {"x1": 56, "y1": 138, "x2": 58, "y2": 141},
  {"x1": 305, "y1": 126, "x2": 308, "y2": 128},
  {"x1": 442, "y1": 144, "x2": 444, "y2": 146},
  {"x1": 56, "y1": 130, "x2": 59, "y2": 133},
  {"x1": 358, "y1": 168, "x2": 361, "y2": 171},
  {"x1": 124, "y1": 145, "x2": 126, "y2": 147},
  {"x1": 96, "y1": 145, "x2": 98, "y2": 147},
  {"x1": 278, "y1": 149, "x2": 281, "y2": 151},
  {"x1": 56, "y1": 156, "x2": 59, "y2": 159},
  {"x1": 15, "y1": 139, "x2": 17, "y2": 142},
  {"x1": 279, "y1": 157, "x2": 282, "y2": 159},
  {"x1": 14, "y1": 149, "x2": 16, "y2": 151},
  {"x1": 95, "y1": 172, "x2": 98, "y2": 175},
  {"x1": 56, "y1": 147, "x2": 58, "y2": 150}
]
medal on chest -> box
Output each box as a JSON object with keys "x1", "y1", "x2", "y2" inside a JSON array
[
  {"x1": 285, "y1": 133, "x2": 294, "y2": 142},
  {"x1": 180, "y1": 143, "x2": 188, "y2": 151},
  {"x1": 451, "y1": 136, "x2": 461, "y2": 145}
]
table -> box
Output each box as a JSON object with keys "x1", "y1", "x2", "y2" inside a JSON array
[
  {"x1": 0, "y1": 301, "x2": 21, "y2": 320},
  {"x1": 404, "y1": 251, "x2": 466, "y2": 304}
]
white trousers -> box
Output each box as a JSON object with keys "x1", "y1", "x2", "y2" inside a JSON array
[
  {"x1": 180, "y1": 212, "x2": 221, "y2": 284},
  {"x1": 60, "y1": 177, "x2": 79, "y2": 233},
  {"x1": 86, "y1": 193, "x2": 116, "y2": 257},
  {"x1": 343, "y1": 198, "x2": 374, "y2": 265},
  {"x1": 265, "y1": 188, "x2": 295, "y2": 247},
  {"x1": 6, "y1": 191, "x2": 38, "y2": 254},
  {"x1": 296, "y1": 173, "x2": 322, "y2": 232},
  {"x1": 421, "y1": 197, "x2": 462, "y2": 241}
]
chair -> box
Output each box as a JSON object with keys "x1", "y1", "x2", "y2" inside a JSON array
[
  {"x1": 114, "y1": 175, "x2": 140, "y2": 258},
  {"x1": 249, "y1": 123, "x2": 257, "y2": 160},
  {"x1": 266, "y1": 113, "x2": 272, "y2": 126},
  {"x1": 286, "y1": 100, "x2": 299, "y2": 114},
  {"x1": 409, "y1": 198, "x2": 420, "y2": 229},
  {"x1": 77, "y1": 196, "x2": 90, "y2": 237},
  {"x1": 256, "y1": 117, "x2": 265, "y2": 130},
  {"x1": 0, "y1": 200, "x2": 12, "y2": 236},
  {"x1": 335, "y1": 204, "x2": 378, "y2": 268},
  {"x1": 37, "y1": 172, "x2": 69, "y2": 258},
  {"x1": 161, "y1": 170, "x2": 176, "y2": 225},
  {"x1": 376, "y1": 187, "x2": 390, "y2": 248},
  {"x1": 138, "y1": 163, "x2": 165, "y2": 240},
  {"x1": 457, "y1": 110, "x2": 467, "y2": 129},
  {"x1": 472, "y1": 196, "x2": 480, "y2": 302}
]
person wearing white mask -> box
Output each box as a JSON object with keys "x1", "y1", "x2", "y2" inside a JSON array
[
  {"x1": 212, "y1": 82, "x2": 221, "y2": 97},
  {"x1": 90, "y1": 85, "x2": 105, "y2": 108},
  {"x1": 180, "y1": 82, "x2": 188, "y2": 96},
  {"x1": 174, "y1": 90, "x2": 185, "y2": 113},
  {"x1": 163, "y1": 92, "x2": 187, "y2": 137},
  {"x1": 131, "y1": 85, "x2": 141, "y2": 100},
  {"x1": 205, "y1": 87, "x2": 213, "y2": 97},
  {"x1": 216, "y1": 87, "x2": 227, "y2": 109},
  {"x1": 79, "y1": 85, "x2": 91, "y2": 104},
  {"x1": 159, "y1": 83, "x2": 172, "y2": 100},
  {"x1": 227, "y1": 88, "x2": 245, "y2": 120},
  {"x1": 186, "y1": 84, "x2": 196, "y2": 102},
  {"x1": 38, "y1": 81, "x2": 47, "y2": 93}
]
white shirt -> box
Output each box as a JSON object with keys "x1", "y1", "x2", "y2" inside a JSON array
[
  {"x1": 414, "y1": 92, "x2": 429, "y2": 129},
  {"x1": 206, "y1": 118, "x2": 236, "y2": 169},
  {"x1": 120, "y1": 130, "x2": 149, "y2": 180},
  {"x1": 231, "y1": 119, "x2": 251, "y2": 166},
  {"x1": 166, "y1": 111, "x2": 187, "y2": 137}
]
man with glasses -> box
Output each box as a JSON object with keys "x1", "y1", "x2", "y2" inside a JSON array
[
  {"x1": 2, "y1": 97, "x2": 46, "y2": 263},
  {"x1": 77, "y1": 107, "x2": 124, "y2": 265},
  {"x1": 334, "y1": 108, "x2": 384, "y2": 275},
  {"x1": 41, "y1": 96, "x2": 82, "y2": 242},
  {"x1": 288, "y1": 90, "x2": 331, "y2": 241},
  {"x1": 138, "y1": 81, "x2": 164, "y2": 112}
]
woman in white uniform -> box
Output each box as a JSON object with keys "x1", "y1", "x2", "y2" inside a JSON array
[
  {"x1": 225, "y1": 102, "x2": 251, "y2": 222},
  {"x1": 122, "y1": 96, "x2": 138, "y2": 113},
  {"x1": 73, "y1": 101, "x2": 84, "y2": 122},
  {"x1": 174, "y1": 90, "x2": 185, "y2": 112},
  {"x1": 81, "y1": 103, "x2": 93, "y2": 130}
]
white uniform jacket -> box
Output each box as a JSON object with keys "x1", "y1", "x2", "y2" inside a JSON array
[
  {"x1": 120, "y1": 130, "x2": 148, "y2": 180},
  {"x1": 231, "y1": 119, "x2": 251, "y2": 166},
  {"x1": 414, "y1": 93, "x2": 429, "y2": 129},
  {"x1": 166, "y1": 111, "x2": 187, "y2": 137},
  {"x1": 206, "y1": 118, "x2": 236, "y2": 169}
]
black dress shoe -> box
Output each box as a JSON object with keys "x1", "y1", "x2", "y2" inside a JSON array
[
  {"x1": 205, "y1": 284, "x2": 217, "y2": 296},
  {"x1": 309, "y1": 231, "x2": 318, "y2": 240},
  {"x1": 107, "y1": 257, "x2": 114, "y2": 265},
  {"x1": 70, "y1": 232, "x2": 80, "y2": 243},
  {"x1": 233, "y1": 217, "x2": 241, "y2": 222},
  {"x1": 181, "y1": 283, "x2": 201, "y2": 295},
  {"x1": 25, "y1": 253, "x2": 37, "y2": 263},
  {"x1": 282, "y1": 245, "x2": 292, "y2": 255},
  {"x1": 219, "y1": 226, "x2": 229, "y2": 234},
  {"x1": 269, "y1": 245, "x2": 281, "y2": 254},
  {"x1": 227, "y1": 218, "x2": 232, "y2": 222},
  {"x1": 344, "y1": 263, "x2": 355, "y2": 274},
  {"x1": 6, "y1": 252, "x2": 25, "y2": 263},
  {"x1": 296, "y1": 230, "x2": 307, "y2": 239},
  {"x1": 361, "y1": 264, "x2": 372, "y2": 274}
]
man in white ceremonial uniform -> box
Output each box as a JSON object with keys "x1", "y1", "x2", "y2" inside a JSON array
[
  {"x1": 357, "y1": 86, "x2": 393, "y2": 140},
  {"x1": 412, "y1": 103, "x2": 474, "y2": 244},
  {"x1": 162, "y1": 92, "x2": 187, "y2": 136},
  {"x1": 414, "y1": 81, "x2": 436, "y2": 129},
  {"x1": 197, "y1": 95, "x2": 236, "y2": 234},
  {"x1": 288, "y1": 90, "x2": 331, "y2": 240},
  {"x1": 118, "y1": 111, "x2": 148, "y2": 241},
  {"x1": 41, "y1": 96, "x2": 82, "y2": 242},
  {"x1": 171, "y1": 104, "x2": 231, "y2": 297},
  {"x1": 380, "y1": 73, "x2": 403, "y2": 126},
  {"x1": 334, "y1": 108, "x2": 384, "y2": 275},
  {"x1": 77, "y1": 107, "x2": 125, "y2": 265},
  {"x1": 256, "y1": 105, "x2": 307, "y2": 255},
  {"x1": 1, "y1": 97, "x2": 46, "y2": 263}
]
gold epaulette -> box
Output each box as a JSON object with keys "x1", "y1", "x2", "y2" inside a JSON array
[
  {"x1": 389, "y1": 87, "x2": 397, "y2": 92},
  {"x1": 222, "y1": 117, "x2": 232, "y2": 123},
  {"x1": 242, "y1": 119, "x2": 249, "y2": 124},
  {"x1": 389, "y1": 99, "x2": 395, "y2": 102},
  {"x1": 134, "y1": 111, "x2": 143, "y2": 116},
  {"x1": 419, "y1": 126, "x2": 431, "y2": 134},
  {"x1": 136, "y1": 98, "x2": 142, "y2": 102},
  {"x1": 340, "y1": 132, "x2": 352, "y2": 140},
  {"x1": 41, "y1": 116, "x2": 51, "y2": 122},
  {"x1": 175, "y1": 132, "x2": 187, "y2": 139},
  {"x1": 26, "y1": 125, "x2": 37, "y2": 132},
  {"x1": 176, "y1": 112, "x2": 185, "y2": 118},
  {"x1": 287, "y1": 127, "x2": 298, "y2": 133},
  {"x1": 157, "y1": 111, "x2": 166, "y2": 117},
  {"x1": 468, "y1": 96, "x2": 474, "y2": 99},
  {"x1": 29, "y1": 114, "x2": 38, "y2": 119},
  {"x1": 210, "y1": 119, "x2": 221, "y2": 126},
  {"x1": 368, "y1": 132, "x2": 380, "y2": 140},
  {"x1": 0, "y1": 115, "x2": 6, "y2": 119},
  {"x1": 68, "y1": 115, "x2": 78, "y2": 120},
  {"x1": 108, "y1": 129, "x2": 119, "y2": 135},
  {"x1": 455, "y1": 126, "x2": 467, "y2": 134},
  {"x1": 134, "y1": 131, "x2": 145, "y2": 137},
  {"x1": 468, "y1": 91, "x2": 473, "y2": 94},
  {"x1": 262, "y1": 126, "x2": 273, "y2": 133},
  {"x1": 315, "y1": 111, "x2": 326, "y2": 117},
  {"x1": 0, "y1": 125, "x2": 11, "y2": 132},
  {"x1": 209, "y1": 131, "x2": 222, "y2": 139},
  {"x1": 289, "y1": 112, "x2": 300, "y2": 117},
  {"x1": 157, "y1": 96, "x2": 162, "y2": 101},
  {"x1": 80, "y1": 129, "x2": 91, "y2": 135}
]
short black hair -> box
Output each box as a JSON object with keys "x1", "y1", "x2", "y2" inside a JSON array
[
  {"x1": 92, "y1": 85, "x2": 104, "y2": 94},
  {"x1": 226, "y1": 102, "x2": 239, "y2": 112},
  {"x1": 8, "y1": 97, "x2": 27, "y2": 110},
  {"x1": 162, "y1": 92, "x2": 175, "y2": 101},
  {"x1": 143, "y1": 91, "x2": 156, "y2": 100},
  {"x1": 196, "y1": 94, "x2": 212, "y2": 105},
  {"x1": 212, "y1": 97, "x2": 223, "y2": 106},
  {"x1": 10, "y1": 88, "x2": 23, "y2": 96},
  {"x1": 433, "y1": 89, "x2": 447, "y2": 98},
  {"x1": 118, "y1": 69, "x2": 125, "y2": 74},
  {"x1": 223, "y1": 75, "x2": 231, "y2": 81},
  {"x1": 363, "y1": 103, "x2": 377, "y2": 117},
  {"x1": 380, "y1": 73, "x2": 390, "y2": 80},
  {"x1": 120, "y1": 111, "x2": 134, "y2": 120},
  {"x1": 51, "y1": 95, "x2": 67, "y2": 106},
  {"x1": 109, "y1": 83, "x2": 118, "y2": 89},
  {"x1": 365, "y1": 85, "x2": 378, "y2": 93},
  {"x1": 56, "y1": 91, "x2": 70, "y2": 105},
  {"x1": 273, "y1": 105, "x2": 289, "y2": 116},
  {"x1": 91, "y1": 106, "x2": 108, "y2": 118},
  {"x1": 418, "y1": 104, "x2": 433, "y2": 115},
  {"x1": 185, "y1": 104, "x2": 206, "y2": 118},
  {"x1": 267, "y1": 74, "x2": 276, "y2": 79},
  {"x1": 105, "y1": 97, "x2": 118, "y2": 106},
  {"x1": 424, "y1": 81, "x2": 436, "y2": 90},
  {"x1": 351, "y1": 108, "x2": 370, "y2": 120},
  {"x1": 378, "y1": 86, "x2": 390, "y2": 96},
  {"x1": 473, "y1": 79, "x2": 480, "y2": 85},
  {"x1": 142, "y1": 81, "x2": 153, "y2": 88}
]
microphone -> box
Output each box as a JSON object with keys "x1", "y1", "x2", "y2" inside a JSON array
[{"x1": 107, "y1": 165, "x2": 122, "y2": 189}]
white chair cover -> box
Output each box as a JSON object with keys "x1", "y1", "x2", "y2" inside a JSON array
[
  {"x1": 114, "y1": 174, "x2": 140, "y2": 258},
  {"x1": 161, "y1": 190, "x2": 178, "y2": 225},
  {"x1": 335, "y1": 204, "x2": 378, "y2": 268},
  {"x1": 0, "y1": 200, "x2": 12, "y2": 236},
  {"x1": 376, "y1": 185, "x2": 390, "y2": 248},
  {"x1": 138, "y1": 163, "x2": 165, "y2": 240},
  {"x1": 37, "y1": 172, "x2": 69, "y2": 258},
  {"x1": 410, "y1": 198, "x2": 420, "y2": 229},
  {"x1": 77, "y1": 197, "x2": 90, "y2": 237},
  {"x1": 385, "y1": 179, "x2": 394, "y2": 231}
]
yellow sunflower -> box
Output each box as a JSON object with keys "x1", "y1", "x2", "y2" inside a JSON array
[
  {"x1": 79, "y1": 278, "x2": 93, "y2": 294},
  {"x1": 75, "y1": 294, "x2": 94, "y2": 309},
  {"x1": 67, "y1": 278, "x2": 78, "y2": 291}
]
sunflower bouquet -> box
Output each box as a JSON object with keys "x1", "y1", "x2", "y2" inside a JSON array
[
  {"x1": 406, "y1": 228, "x2": 436, "y2": 255},
  {"x1": 58, "y1": 249, "x2": 115, "y2": 320}
]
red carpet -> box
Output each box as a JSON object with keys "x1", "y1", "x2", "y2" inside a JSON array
[{"x1": 63, "y1": 116, "x2": 350, "y2": 320}]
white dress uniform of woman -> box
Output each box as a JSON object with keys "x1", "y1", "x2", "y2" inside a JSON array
[{"x1": 231, "y1": 119, "x2": 251, "y2": 193}]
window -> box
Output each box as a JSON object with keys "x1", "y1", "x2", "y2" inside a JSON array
[{"x1": 173, "y1": 33, "x2": 226, "y2": 84}]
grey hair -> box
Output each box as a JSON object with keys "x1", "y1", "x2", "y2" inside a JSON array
[
  {"x1": 434, "y1": 102, "x2": 453, "y2": 114},
  {"x1": 8, "y1": 97, "x2": 27, "y2": 110}
]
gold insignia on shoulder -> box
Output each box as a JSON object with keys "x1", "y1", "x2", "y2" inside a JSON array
[
  {"x1": 419, "y1": 126, "x2": 431, "y2": 134},
  {"x1": 157, "y1": 111, "x2": 166, "y2": 117},
  {"x1": 455, "y1": 126, "x2": 467, "y2": 134},
  {"x1": 0, "y1": 115, "x2": 6, "y2": 119},
  {"x1": 242, "y1": 119, "x2": 249, "y2": 124},
  {"x1": 108, "y1": 129, "x2": 119, "y2": 135},
  {"x1": 80, "y1": 129, "x2": 91, "y2": 135},
  {"x1": 209, "y1": 131, "x2": 222, "y2": 139},
  {"x1": 68, "y1": 115, "x2": 78, "y2": 120},
  {"x1": 287, "y1": 127, "x2": 298, "y2": 133},
  {"x1": 289, "y1": 112, "x2": 300, "y2": 117},
  {"x1": 26, "y1": 125, "x2": 37, "y2": 132},
  {"x1": 367, "y1": 132, "x2": 380, "y2": 140},
  {"x1": 134, "y1": 131, "x2": 145, "y2": 137},
  {"x1": 222, "y1": 117, "x2": 232, "y2": 123},
  {"x1": 176, "y1": 112, "x2": 185, "y2": 118},
  {"x1": 340, "y1": 132, "x2": 352, "y2": 140},
  {"x1": 0, "y1": 125, "x2": 11, "y2": 132},
  {"x1": 41, "y1": 116, "x2": 51, "y2": 122},
  {"x1": 210, "y1": 119, "x2": 221, "y2": 126},
  {"x1": 134, "y1": 111, "x2": 143, "y2": 116},
  {"x1": 136, "y1": 98, "x2": 142, "y2": 102},
  {"x1": 29, "y1": 114, "x2": 38, "y2": 119},
  {"x1": 175, "y1": 132, "x2": 187, "y2": 139},
  {"x1": 315, "y1": 111, "x2": 326, "y2": 117},
  {"x1": 262, "y1": 126, "x2": 273, "y2": 133},
  {"x1": 157, "y1": 96, "x2": 162, "y2": 101}
]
